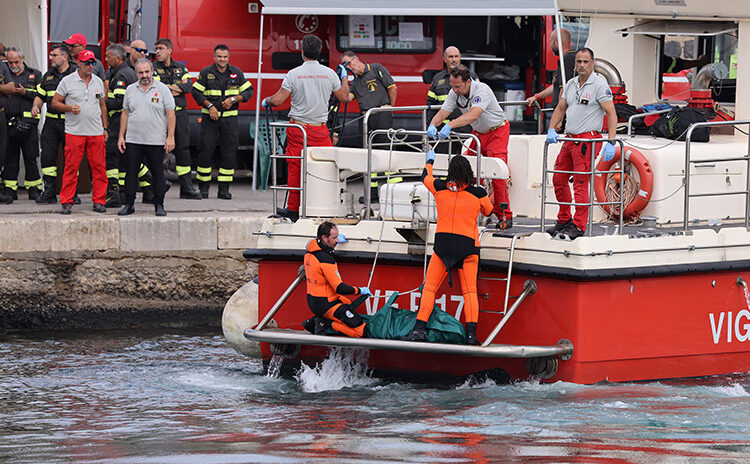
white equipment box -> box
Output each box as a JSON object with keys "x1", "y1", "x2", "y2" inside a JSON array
[{"x1": 379, "y1": 182, "x2": 437, "y2": 222}]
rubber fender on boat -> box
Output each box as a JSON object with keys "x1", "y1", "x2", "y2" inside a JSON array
[
  {"x1": 594, "y1": 145, "x2": 653, "y2": 219},
  {"x1": 222, "y1": 279, "x2": 261, "y2": 357}
]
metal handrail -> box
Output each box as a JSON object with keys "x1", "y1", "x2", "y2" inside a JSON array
[
  {"x1": 364, "y1": 129, "x2": 483, "y2": 219},
  {"x1": 627, "y1": 108, "x2": 672, "y2": 136},
  {"x1": 270, "y1": 122, "x2": 307, "y2": 219},
  {"x1": 541, "y1": 138, "x2": 626, "y2": 236},
  {"x1": 482, "y1": 279, "x2": 537, "y2": 347},
  {"x1": 684, "y1": 120, "x2": 750, "y2": 232},
  {"x1": 255, "y1": 265, "x2": 306, "y2": 331}
]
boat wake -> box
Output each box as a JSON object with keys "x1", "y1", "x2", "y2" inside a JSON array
[{"x1": 295, "y1": 347, "x2": 374, "y2": 392}]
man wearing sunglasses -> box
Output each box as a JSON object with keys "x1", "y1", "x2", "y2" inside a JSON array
[
  {"x1": 51, "y1": 50, "x2": 109, "y2": 214},
  {"x1": 427, "y1": 65, "x2": 513, "y2": 230},
  {"x1": 127, "y1": 40, "x2": 148, "y2": 70},
  {"x1": 63, "y1": 33, "x2": 105, "y2": 80}
]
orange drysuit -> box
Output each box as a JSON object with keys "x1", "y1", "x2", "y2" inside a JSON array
[
  {"x1": 304, "y1": 238, "x2": 366, "y2": 337},
  {"x1": 417, "y1": 161, "x2": 493, "y2": 324}
]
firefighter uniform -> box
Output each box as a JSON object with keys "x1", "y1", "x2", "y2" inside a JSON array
[
  {"x1": 3, "y1": 63, "x2": 42, "y2": 199},
  {"x1": 154, "y1": 58, "x2": 200, "y2": 199},
  {"x1": 35, "y1": 62, "x2": 77, "y2": 203},
  {"x1": 105, "y1": 62, "x2": 138, "y2": 206},
  {"x1": 426, "y1": 68, "x2": 478, "y2": 139},
  {"x1": 406, "y1": 159, "x2": 493, "y2": 344},
  {"x1": 0, "y1": 64, "x2": 13, "y2": 204},
  {"x1": 191, "y1": 63, "x2": 252, "y2": 198},
  {"x1": 304, "y1": 238, "x2": 366, "y2": 338},
  {"x1": 349, "y1": 62, "x2": 400, "y2": 195}
]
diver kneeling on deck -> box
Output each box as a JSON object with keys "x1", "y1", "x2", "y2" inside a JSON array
[
  {"x1": 402, "y1": 151, "x2": 493, "y2": 345},
  {"x1": 304, "y1": 221, "x2": 372, "y2": 337}
]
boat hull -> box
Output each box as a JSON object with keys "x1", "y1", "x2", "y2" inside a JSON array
[{"x1": 255, "y1": 258, "x2": 750, "y2": 384}]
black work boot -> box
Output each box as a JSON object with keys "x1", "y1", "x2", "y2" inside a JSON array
[
  {"x1": 118, "y1": 204, "x2": 135, "y2": 216},
  {"x1": 466, "y1": 322, "x2": 479, "y2": 345},
  {"x1": 545, "y1": 219, "x2": 572, "y2": 237},
  {"x1": 34, "y1": 176, "x2": 57, "y2": 205},
  {"x1": 199, "y1": 181, "x2": 209, "y2": 199},
  {"x1": 141, "y1": 186, "x2": 155, "y2": 204},
  {"x1": 36, "y1": 176, "x2": 58, "y2": 204},
  {"x1": 401, "y1": 320, "x2": 427, "y2": 342},
  {"x1": 178, "y1": 174, "x2": 201, "y2": 199},
  {"x1": 154, "y1": 204, "x2": 166, "y2": 216},
  {"x1": 104, "y1": 178, "x2": 121, "y2": 208},
  {"x1": 0, "y1": 189, "x2": 13, "y2": 204},
  {"x1": 217, "y1": 182, "x2": 232, "y2": 200},
  {"x1": 3, "y1": 187, "x2": 18, "y2": 201},
  {"x1": 27, "y1": 186, "x2": 41, "y2": 201}
]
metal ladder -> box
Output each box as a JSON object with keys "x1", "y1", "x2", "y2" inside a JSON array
[{"x1": 269, "y1": 121, "x2": 308, "y2": 218}]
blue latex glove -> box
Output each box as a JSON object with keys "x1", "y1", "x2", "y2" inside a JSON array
[
  {"x1": 261, "y1": 97, "x2": 271, "y2": 109},
  {"x1": 546, "y1": 128, "x2": 559, "y2": 144},
  {"x1": 337, "y1": 233, "x2": 348, "y2": 243},
  {"x1": 438, "y1": 124, "x2": 452, "y2": 140},
  {"x1": 359, "y1": 287, "x2": 372, "y2": 297},
  {"x1": 425, "y1": 149, "x2": 435, "y2": 164},
  {"x1": 600, "y1": 141, "x2": 616, "y2": 162},
  {"x1": 426, "y1": 124, "x2": 438, "y2": 140},
  {"x1": 336, "y1": 64, "x2": 347, "y2": 80}
]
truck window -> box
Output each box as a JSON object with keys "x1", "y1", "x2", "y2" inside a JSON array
[
  {"x1": 336, "y1": 16, "x2": 435, "y2": 53},
  {"x1": 713, "y1": 33, "x2": 738, "y2": 79},
  {"x1": 561, "y1": 17, "x2": 590, "y2": 49},
  {"x1": 49, "y1": 0, "x2": 100, "y2": 43}
]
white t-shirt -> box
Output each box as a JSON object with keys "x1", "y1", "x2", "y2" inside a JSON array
[
  {"x1": 561, "y1": 73, "x2": 613, "y2": 135},
  {"x1": 55, "y1": 71, "x2": 105, "y2": 136}
]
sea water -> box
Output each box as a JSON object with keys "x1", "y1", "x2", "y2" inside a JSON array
[{"x1": 1, "y1": 328, "x2": 749, "y2": 463}]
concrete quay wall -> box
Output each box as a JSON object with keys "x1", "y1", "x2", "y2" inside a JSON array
[{"x1": 0, "y1": 213, "x2": 266, "y2": 330}]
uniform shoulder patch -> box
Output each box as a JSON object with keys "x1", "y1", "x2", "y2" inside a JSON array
[
  {"x1": 207, "y1": 73, "x2": 215, "y2": 79},
  {"x1": 472, "y1": 96, "x2": 481, "y2": 104}
]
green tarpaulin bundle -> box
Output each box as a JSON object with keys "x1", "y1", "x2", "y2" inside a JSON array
[{"x1": 359, "y1": 292, "x2": 467, "y2": 344}]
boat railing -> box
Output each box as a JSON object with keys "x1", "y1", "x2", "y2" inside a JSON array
[
  {"x1": 269, "y1": 121, "x2": 307, "y2": 219},
  {"x1": 364, "y1": 128, "x2": 483, "y2": 219},
  {"x1": 684, "y1": 120, "x2": 750, "y2": 232},
  {"x1": 541, "y1": 138, "x2": 626, "y2": 236}
]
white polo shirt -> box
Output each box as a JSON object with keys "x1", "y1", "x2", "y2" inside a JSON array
[
  {"x1": 282, "y1": 60, "x2": 341, "y2": 124},
  {"x1": 561, "y1": 73, "x2": 613, "y2": 135},
  {"x1": 55, "y1": 71, "x2": 106, "y2": 136},
  {"x1": 441, "y1": 80, "x2": 506, "y2": 133},
  {"x1": 123, "y1": 79, "x2": 176, "y2": 145}
]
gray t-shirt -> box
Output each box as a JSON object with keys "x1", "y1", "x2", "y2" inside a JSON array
[
  {"x1": 55, "y1": 71, "x2": 106, "y2": 136},
  {"x1": 123, "y1": 79, "x2": 175, "y2": 145},
  {"x1": 561, "y1": 73, "x2": 613, "y2": 135},
  {"x1": 441, "y1": 80, "x2": 506, "y2": 133},
  {"x1": 282, "y1": 60, "x2": 340, "y2": 124}
]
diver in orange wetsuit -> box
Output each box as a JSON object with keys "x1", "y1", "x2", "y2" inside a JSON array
[
  {"x1": 402, "y1": 150, "x2": 493, "y2": 345},
  {"x1": 304, "y1": 221, "x2": 372, "y2": 337}
]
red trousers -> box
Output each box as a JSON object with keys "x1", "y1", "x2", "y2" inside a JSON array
[
  {"x1": 60, "y1": 133, "x2": 107, "y2": 205},
  {"x1": 286, "y1": 122, "x2": 333, "y2": 212},
  {"x1": 466, "y1": 123, "x2": 512, "y2": 219},
  {"x1": 553, "y1": 132, "x2": 602, "y2": 231},
  {"x1": 417, "y1": 253, "x2": 480, "y2": 324}
]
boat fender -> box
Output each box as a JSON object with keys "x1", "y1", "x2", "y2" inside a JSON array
[
  {"x1": 594, "y1": 145, "x2": 653, "y2": 219},
  {"x1": 222, "y1": 279, "x2": 261, "y2": 357}
]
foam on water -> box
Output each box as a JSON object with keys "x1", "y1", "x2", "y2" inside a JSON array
[
  {"x1": 295, "y1": 347, "x2": 374, "y2": 392},
  {"x1": 708, "y1": 382, "x2": 750, "y2": 397}
]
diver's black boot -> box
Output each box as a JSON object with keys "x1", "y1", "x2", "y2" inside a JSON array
[
  {"x1": 466, "y1": 322, "x2": 479, "y2": 345},
  {"x1": 402, "y1": 319, "x2": 427, "y2": 342}
]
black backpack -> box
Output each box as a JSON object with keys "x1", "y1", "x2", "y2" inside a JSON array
[{"x1": 650, "y1": 107, "x2": 713, "y2": 142}]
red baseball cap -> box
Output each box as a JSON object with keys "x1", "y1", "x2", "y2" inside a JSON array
[
  {"x1": 78, "y1": 50, "x2": 96, "y2": 62},
  {"x1": 64, "y1": 33, "x2": 87, "y2": 47}
]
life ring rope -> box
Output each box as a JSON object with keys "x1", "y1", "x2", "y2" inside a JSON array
[{"x1": 594, "y1": 146, "x2": 654, "y2": 219}]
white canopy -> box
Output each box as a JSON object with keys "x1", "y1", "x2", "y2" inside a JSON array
[
  {"x1": 259, "y1": 0, "x2": 556, "y2": 16},
  {"x1": 0, "y1": 0, "x2": 48, "y2": 73}
]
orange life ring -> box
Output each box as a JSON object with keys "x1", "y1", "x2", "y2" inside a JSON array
[{"x1": 594, "y1": 145, "x2": 653, "y2": 218}]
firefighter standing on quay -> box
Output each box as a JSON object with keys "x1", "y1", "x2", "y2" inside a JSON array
[
  {"x1": 32, "y1": 44, "x2": 76, "y2": 204},
  {"x1": 191, "y1": 44, "x2": 252, "y2": 200},
  {"x1": 153, "y1": 37, "x2": 201, "y2": 199},
  {"x1": 103, "y1": 43, "x2": 137, "y2": 208},
  {"x1": 2, "y1": 46, "x2": 42, "y2": 201},
  {"x1": 262, "y1": 34, "x2": 349, "y2": 222}
]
